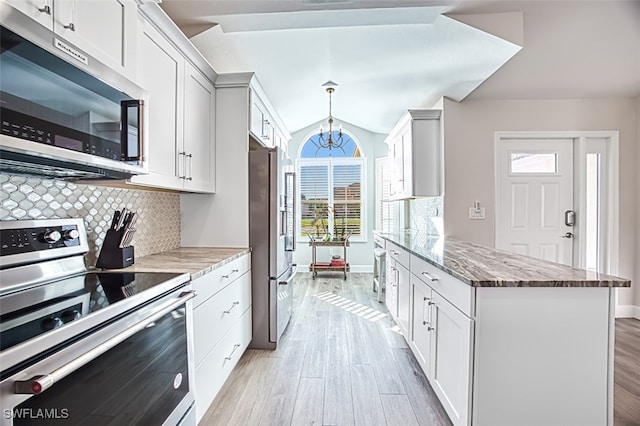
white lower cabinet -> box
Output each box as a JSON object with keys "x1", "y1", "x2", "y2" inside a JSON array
[
  {"x1": 191, "y1": 253, "x2": 252, "y2": 423},
  {"x1": 396, "y1": 262, "x2": 411, "y2": 336},
  {"x1": 430, "y1": 291, "x2": 473, "y2": 426},
  {"x1": 194, "y1": 308, "x2": 251, "y2": 422},
  {"x1": 382, "y1": 241, "x2": 474, "y2": 426},
  {"x1": 385, "y1": 258, "x2": 398, "y2": 319},
  {"x1": 410, "y1": 277, "x2": 433, "y2": 374}
]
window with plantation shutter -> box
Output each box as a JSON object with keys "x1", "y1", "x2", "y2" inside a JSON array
[
  {"x1": 297, "y1": 132, "x2": 366, "y2": 242},
  {"x1": 299, "y1": 164, "x2": 329, "y2": 239},
  {"x1": 375, "y1": 157, "x2": 394, "y2": 232}
]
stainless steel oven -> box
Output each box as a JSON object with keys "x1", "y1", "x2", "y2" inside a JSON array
[{"x1": 0, "y1": 219, "x2": 195, "y2": 425}]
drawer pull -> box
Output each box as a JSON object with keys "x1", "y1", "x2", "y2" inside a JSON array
[
  {"x1": 222, "y1": 269, "x2": 240, "y2": 279},
  {"x1": 421, "y1": 271, "x2": 439, "y2": 282},
  {"x1": 389, "y1": 250, "x2": 399, "y2": 256},
  {"x1": 225, "y1": 344, "x2": 241, "y2": 361},
  {"x1": 223, "y1": 301, "x2": 240, "y2": 314}
]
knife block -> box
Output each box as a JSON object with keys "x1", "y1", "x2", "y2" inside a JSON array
[{"x1": 96, "y1": 229, "x2": 135, "y2": 269}]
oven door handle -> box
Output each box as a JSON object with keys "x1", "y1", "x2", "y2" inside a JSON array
[{"x1": 14, "y1": 290, "x2": 196, "y2": 395}]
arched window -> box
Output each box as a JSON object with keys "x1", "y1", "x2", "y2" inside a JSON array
[{"x1": 297, "y1": 130, "x2": 366, "y2": 241}]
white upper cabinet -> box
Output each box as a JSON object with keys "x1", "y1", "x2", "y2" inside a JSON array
[
  {"x1": 131, "y1": 21, "x2": 183, "y2": 190},
  {"x1": 385, "y1": 109, "x2": 443, "y2": 199},
  {"x1": 130, "y1": 20, "x2": 215, "y2": 193},
  {"x1": 183, "y1": 61, "x2": 215, "y2": 192},
  {"x1": 4, "y1": 0, "x2": 137, "y2": 79},
  {"x1": 249, "y1": 81, "x2": 288, "y2": 149}
]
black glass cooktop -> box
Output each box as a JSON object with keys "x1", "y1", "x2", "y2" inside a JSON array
[{"x1": 0, "y1": 271, "x2": 185, "y2": 351}]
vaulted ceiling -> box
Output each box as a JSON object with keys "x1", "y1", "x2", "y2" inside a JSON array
[{"x1": 161, "y1": 0, "x2": 640, "y2": 135}]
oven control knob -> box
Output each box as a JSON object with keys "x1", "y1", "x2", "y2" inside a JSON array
[
  {"x1": 61, "y1": 310, "x2": 81, "y2": 322},
  {"x1": 42, "y1": 230, "x2": 62, "y2": 243},
  {"x1": 64, "y1": 229, "x2": 80, "y2": 241},
  {"x1": 41, "y1": 317, "x2": 64, "y2": 331}
]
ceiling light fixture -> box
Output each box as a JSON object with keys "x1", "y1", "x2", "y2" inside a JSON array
[{"x1": 317, "y1": 80, "x2": 346, "y2": 153}]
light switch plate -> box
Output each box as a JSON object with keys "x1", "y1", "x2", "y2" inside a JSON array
[{"x1": 469, "y1": 207, "x2": 486, "y2": 220}]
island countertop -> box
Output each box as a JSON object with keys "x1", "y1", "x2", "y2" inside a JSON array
[
  {"x1": 374, "y1": 230, "x2": 630, "y2": 288},
  {"x1": 119, "y1": 247, "x2": 251, "y2": 280}
]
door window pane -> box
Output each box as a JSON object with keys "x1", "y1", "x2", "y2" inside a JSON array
[
  {"x1": 510, "y1": 153, "x2": 557, "y2": 174},
  {"x1": 585, "y1": 154, "x2": 600, "y2": 271}
]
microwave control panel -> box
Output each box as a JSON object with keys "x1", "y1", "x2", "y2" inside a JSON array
[{"x1": 1, "y1": 107, "x2": 121, "y2": 161}]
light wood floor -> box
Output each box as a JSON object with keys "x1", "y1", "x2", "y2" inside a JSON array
[
  {"x1": 614, "y1": 318, "x2": 640, "y2": 426},
  {"x1": 200, "y1": 273, "x2": 640, "y2": 426},
  {"x1": 200, "y1": 272, "x2": 451, "y2": 426}
]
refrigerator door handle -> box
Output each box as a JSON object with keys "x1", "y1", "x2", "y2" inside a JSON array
[
  {"x1": 291, "y1": 172, "x2": 296, "y2": 252},
  {"x1": 278, "y1": 264, "x2": 298, "y2": 285}
]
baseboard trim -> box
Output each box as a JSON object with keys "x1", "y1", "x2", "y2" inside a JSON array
[{"x1": 616, "y1": 304, "x2": 640, "y2": 319}]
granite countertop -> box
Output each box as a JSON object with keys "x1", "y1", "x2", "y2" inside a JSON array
[
  {"x1": 374, "y1": 231, "x2": 631, "y2": 288},
  {"x1": 121, "y1": 247, "x2": 251, "y2": 280}
]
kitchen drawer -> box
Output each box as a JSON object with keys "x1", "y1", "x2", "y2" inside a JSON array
[
  {"x1": 195, "y1": 307, "x2": 252, "y2": 423},
  {"x1": 192, "y1": 253, "x2": 251, "y2": 308},
  {"x1": 374, "y1": 234, "x2": 386, "y2": 249},
  {"x1": 387, "y1": 241, "x2": 410, "y2": 267},
  {"x1": 193, "y1": 270, "x2": 251, "y2": 367},
  {"x1": 410, "y1": 254, "x2": 475, "y2": 317}
]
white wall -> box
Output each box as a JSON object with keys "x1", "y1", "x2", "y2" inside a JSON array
[
  {"x1": 181, "y1": 85, "x2": 250, "y2": 247},
  {"x1": 635, "y1": 95, "x2": 640, "y2": 315},
  {"x1": 288, "y1": 119, "x2": 387, "y2": 271},
  {"x1": 442, "y1": 97, "x2": 637, "y2": 311}
]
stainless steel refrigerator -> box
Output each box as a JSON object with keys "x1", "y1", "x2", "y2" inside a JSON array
[{"x1": 249, "y1": 147, "x2": 296, "y2": 349}]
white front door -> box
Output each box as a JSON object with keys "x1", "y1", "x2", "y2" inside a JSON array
[{"x1": 496, "y1": 139, "x2": 575, "y2": 266}]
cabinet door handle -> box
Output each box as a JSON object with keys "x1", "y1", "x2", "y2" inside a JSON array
[
  {"x1": 422, "y1": 297, "x2": 431, "y2": 326},
  {"x1": 421, "y1": 271, "x2": 439, "y2": 282},
  {"x1": 224, "y1": 344, "x2": 241, "y2": 361},
  {"x1": 178, "y1": 151, "x2": 186, "y2": 179},
  {"x1": 389, "y1": 250, "x2": 399, "y2": 256},
  {"x1": 63, "y1": 22, "x2": 76, "y2": 31},
  {"x1": 186, "y1": 153, "x2": 193, "y2": 181},
  {"x1": 38, "y1": 3, "x2": 51, "y2": 14},
  {"x1": 223, "y1": 301, "x2": 240, "y2": 314},
  {"x1": 222, "y1": 269, "x2": 239, "y2": 279}
]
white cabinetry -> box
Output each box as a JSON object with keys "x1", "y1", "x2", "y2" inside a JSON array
[
  {"x1": 410, "y1": 253, "x2": 473, "y2": 426},
  {"x1": 182, "y1": 62, "x2": 215, "y2": 192},
  {"x1": 430, "y1": 291, "x2": 473, "y2": 426},
  {"x1": 130, "y1": 20, "x2": 215, "y2": 193},
  {"x1": 248, "y1": 80, "x2": 288, "y2": 149},
  {"x1": 192, "y1": 254, "x2": 252, "y2": 423},
  {"x1": 385, "y1": 246, "x2": 398, "y2": 319},
  {"x1": 411, "y1": 276, "x2": 433, "y2": 373},
  {"x1": 4, "y1": 0, "x2": 137, "y2": 79},
  {"x1": 385, "y1": 109, "x2": 442, "y2": 199},
  {"x1": 387, "y1": 242, "x2": 410, "y2": 335}
]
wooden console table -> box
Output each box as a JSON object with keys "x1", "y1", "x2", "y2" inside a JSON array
[{"x1": 309, "y1": 239, "x2": 350, "y2": 279}]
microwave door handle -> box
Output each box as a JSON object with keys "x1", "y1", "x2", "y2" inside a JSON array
[
  {"x1": 14, "y1": 290, "x2": 196, "y2": 395},
  {"x1": 120, "y1": 100, "x2": 143, "y2": 162}
]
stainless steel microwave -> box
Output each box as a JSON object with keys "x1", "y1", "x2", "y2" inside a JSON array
[{"x1": 0, "y1": 7, "x2": 147, "y2": 180}]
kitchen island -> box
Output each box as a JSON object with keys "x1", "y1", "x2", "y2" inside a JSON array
[{"x1": 375, "y1": 230, "x2": 630, "y2": 426}]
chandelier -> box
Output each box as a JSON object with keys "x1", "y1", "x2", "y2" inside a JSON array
[{"x1": 316, "y1": 81, "x2": 346, "y2": 153}]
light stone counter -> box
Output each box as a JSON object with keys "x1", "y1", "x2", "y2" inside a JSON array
[
  {"x1": 121, "y1": 247, "x2": 251, "y2": 280},
  {"x1": 375, "y1": 231, "x2": 630, "y2": 287}
]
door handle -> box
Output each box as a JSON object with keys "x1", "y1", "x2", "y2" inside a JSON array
[{"x1": 561, "y1": 232, "x2": 574, "y2": 239}]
